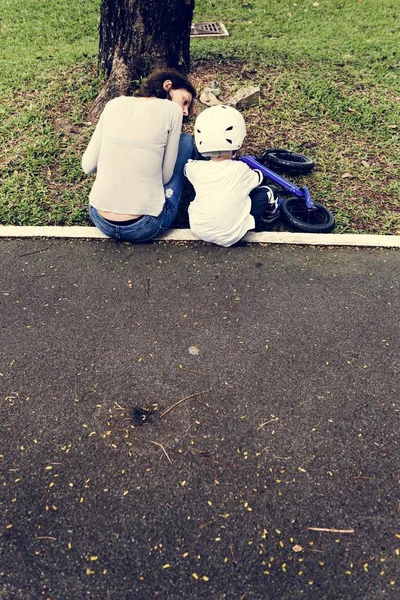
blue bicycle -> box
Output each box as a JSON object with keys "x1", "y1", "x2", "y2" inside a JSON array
[{"x1": 239, "y1": 149, "x2": 335, "y2": 233}]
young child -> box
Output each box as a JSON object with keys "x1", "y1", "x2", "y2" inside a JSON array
[{"x1": 185, "y1": 105, "x2": 278, "y2": 247}]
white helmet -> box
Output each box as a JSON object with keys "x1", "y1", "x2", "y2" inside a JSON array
[{"x1": 194, "y1": 105, "x2": 247, "y2": 156}]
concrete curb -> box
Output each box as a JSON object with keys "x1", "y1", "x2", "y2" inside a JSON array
[{"x1": 0, "y1": 226, "x2": 399, "y2": 247}]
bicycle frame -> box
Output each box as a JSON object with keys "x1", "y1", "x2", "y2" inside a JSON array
[{"x1": 239, "y1": 155, "x2": 316, "y2": 209}]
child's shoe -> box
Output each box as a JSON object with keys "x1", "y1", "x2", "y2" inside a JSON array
[{"x1": 260, "y1": 185, "x2": 280, "y2": 225}]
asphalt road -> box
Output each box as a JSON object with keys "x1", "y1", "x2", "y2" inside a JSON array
[{"x1": 0, "y1": 238, "x2": 399, "y2": 600}]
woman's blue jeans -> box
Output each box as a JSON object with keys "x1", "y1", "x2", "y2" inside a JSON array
[{"x1": 89, "y1": 133, "x2": 194, "y2": 243}]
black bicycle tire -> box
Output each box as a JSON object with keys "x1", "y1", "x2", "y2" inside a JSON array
[
  {"x1": 261, "y1": 149, "x2": 315, "y2": 174},
  {"x1": 280, "y1": 197, "x2": 335, "y2": 233}
]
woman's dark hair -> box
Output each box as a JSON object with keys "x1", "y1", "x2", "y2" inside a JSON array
[{"x1": 138, "y1": 68, "x2": 196, "y2": 103}]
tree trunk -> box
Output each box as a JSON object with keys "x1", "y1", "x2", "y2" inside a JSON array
[{"x1": 90, "y1": 0, "x2": 195, "y2": 118}]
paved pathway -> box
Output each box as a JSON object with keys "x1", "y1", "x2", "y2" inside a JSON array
[{"x1": 0, "y1": 239, "x2": 399, "y2": 599}]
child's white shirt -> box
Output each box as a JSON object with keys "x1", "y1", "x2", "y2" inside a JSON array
[{"x1": 185, "y1": 159, "x2": 262, "y2": 247}]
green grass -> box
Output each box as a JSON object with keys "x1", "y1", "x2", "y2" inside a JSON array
[
  {"x1": 0, "y1": 0, "x2": 399, "y2": 233},
  {"x1": 0, "y1": 0, "x2": 99, "y2": 89},
  {"x1": 194, "y1": 0, "x2": 399, "y2": 72}
]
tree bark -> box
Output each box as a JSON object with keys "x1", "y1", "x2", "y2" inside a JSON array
[{"x1": 90, "y1": 0, "x2": 194, "y2": 118}]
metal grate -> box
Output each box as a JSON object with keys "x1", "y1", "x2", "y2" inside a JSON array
[{"x1": 190, "y1": 22, "x2": 229, "y2": 38}]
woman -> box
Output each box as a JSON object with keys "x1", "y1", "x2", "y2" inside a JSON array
[{"x1": 82, "y1": 69, "x2": 196, "y2": 242}]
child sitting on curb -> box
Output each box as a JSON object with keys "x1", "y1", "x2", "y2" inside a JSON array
[{"x1": 185, "y1": 105, "x2": 278, "y2": 247}]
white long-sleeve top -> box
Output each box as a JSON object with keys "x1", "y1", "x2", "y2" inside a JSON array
[{"x1": 82, "y1": 96, "x2": 183, "y2": 217}]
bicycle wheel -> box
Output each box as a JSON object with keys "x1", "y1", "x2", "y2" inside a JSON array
[
  {"x1": 280, "y1": 197, "x2": 335, "y2": 233},
  {"x1": 261, "y1": 149, "x2": 314, "y2": 175}
]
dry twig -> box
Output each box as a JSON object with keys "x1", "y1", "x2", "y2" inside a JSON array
[
  {"x1": 179, "y1": 367, "x2": 205, "y2": 374},
  {"x1": 150, "y1": 441, "x2": 172, "y2": 464},
  {"x1": 160, "y1": 389, "x2": 211, "y2": 418},
  {"x1": 229, "y1": 544, "x2": 238, "y2": 565},
  {"x1": 308, "y1": 527, "x2": 355, "y2": 534},
  {"x1": 257, "y1": 419, "x2": 275, "y2": 430}
]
